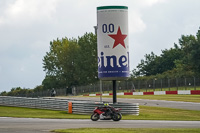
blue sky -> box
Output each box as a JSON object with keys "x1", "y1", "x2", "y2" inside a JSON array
[{"x1": 0, "y1": 0, "x2": 200, "y2": 92}]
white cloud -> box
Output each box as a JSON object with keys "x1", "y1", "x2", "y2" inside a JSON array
[
  {"x1": 0, "y1": 66, "x2": 2, "y2": 73},
  {"x1": 144, "y1": 0, "x2": 167, "y2": 7},
  {"x1": 129, "y1": 11, "x2": 146, "y2": 33},
  {"x1": 0, "y1": 0, "x2": 58, "y2": 26},
  {"x1": 0, "y1": 16, "x2": 4, "y2": 25},
  {"x1": 131, "y1": 0, "x2": 167, "y2": 8},
  {"x1": 20, "y1": 65, "x2": 25, "y2": 72},
  {"x1": 128, "y1": 0, "x2": 167, "y2": 33}
]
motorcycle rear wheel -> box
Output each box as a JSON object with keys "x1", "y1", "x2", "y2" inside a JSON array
[
  {"x1": 112, "y1": 113, "x2": 122, "y2": 121},
  {"x1": 91, "y1": 113, "x2": 99, "y2": 121}
]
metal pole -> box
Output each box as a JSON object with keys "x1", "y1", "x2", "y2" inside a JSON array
[
  {"x1": 138, "y1": 81, "x2": 140, "y2": 92},
  {"x1": 113, "y1": 80, "x2": 117, "y2": 103},
  {"x1": 185, "y1": 77, "x2": 187, "y2": 90},
  {"x1": 176, "y1": 77, "x2": 178, "y2": 90},
  {"x1": 145, "y1": 81, "x2": 147, "y2": 92},
  {"x1": 168, "y1": 78, "x2": 170, "y2": 91},
  {"x1": 126, "y1": 80, "x2": 128, "y2": 92},
  {"x1": 194, "y1": 77, "x2": 196, "y2": 90},
  {"x1": 100, "y1": 80, "x2": 102, "y2": 103}
]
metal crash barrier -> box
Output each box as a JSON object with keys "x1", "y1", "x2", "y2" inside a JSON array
[
  {"x1": 68, "y1": 101, "x2": 139, "y2": 115},
  {"x1": 0, "y1": 96, "x2": 139, "y2": 115},
  {"x1": 0, "y1": 96, "x2": 68, "y2": 111}
]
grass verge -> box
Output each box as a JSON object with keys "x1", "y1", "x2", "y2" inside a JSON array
[
  {"x1": 0, "y1": 105, "x2": 200, "y2": 120},
  {"x1": 124, "y1": 106, "x2": 200, "y2": 121},
  {"x1": 53, "y1": 128, "x2": 200, "y2": 133},
  {"x1": 0, "y1": 106, "x2": 89, "y2": 119}
]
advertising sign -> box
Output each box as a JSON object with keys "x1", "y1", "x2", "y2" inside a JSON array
[{"x1": 97, "y1": 6, "x2": 129, "y2": 80}]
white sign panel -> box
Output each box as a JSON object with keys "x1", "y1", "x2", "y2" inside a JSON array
[{"x1": 97, "y1": 6, "x2": 129, "y2": 80}]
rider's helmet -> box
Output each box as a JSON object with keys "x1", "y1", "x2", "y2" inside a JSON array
[{"x1": 104, "y1": 103, "x2": 109, "y2": 106}]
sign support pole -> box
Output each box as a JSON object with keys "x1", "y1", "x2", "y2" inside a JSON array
[
  {"x1": 113, "y1": 80, "x2": 117, "y2": 103},
  {"x1": 100, "y1": 80, "x2": 102, "y2": 103}
]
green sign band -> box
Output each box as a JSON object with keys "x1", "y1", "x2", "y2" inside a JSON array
[{"x1": 97, "y1": 6, "x2": 128, "y2": 10}]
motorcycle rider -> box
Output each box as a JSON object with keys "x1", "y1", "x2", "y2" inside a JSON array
[{"x1": 100, "y1": 103, "x2": 112, "y2": 119}]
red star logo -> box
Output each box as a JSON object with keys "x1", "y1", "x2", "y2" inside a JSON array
[{"x1": 108, "y1": 27, "x2": 127, "y2": 49}]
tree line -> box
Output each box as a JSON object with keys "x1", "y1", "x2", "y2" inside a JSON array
[
  {"x1": 132, "y1": 28, "x2": 200, "y2": 80},
  {"x1": 1, "y1": 28, "x2": 200, "y2": 96}
]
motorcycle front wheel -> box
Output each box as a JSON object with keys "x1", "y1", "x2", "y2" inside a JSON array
[
  {"x1": 91, "y1": 113, "x2": 99, "y2": 121},
  {"x1": 112, "y1": 113, "x2": 122, "y2": 121}
]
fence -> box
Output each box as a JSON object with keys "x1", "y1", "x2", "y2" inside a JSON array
[
  {"x1": 75, "y1": 77, "x2": 200, "y2": 95},
  {"x1": 3, "y1": 77, "x2": 200, "y2": 97},
  {"x1": 0, "y1": 96, "x2": 139, "y2": 115}
]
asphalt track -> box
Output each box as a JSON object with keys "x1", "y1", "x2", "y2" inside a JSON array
[
  {"x1": 1, "y1": 117, "x2": 200, "y2": 133},
  {"x1": 63, "y1": 97, "x2": 200, "y2": 111},
  {"x1": 1, "y1": 97, "x2": 200, "y2": 133}
]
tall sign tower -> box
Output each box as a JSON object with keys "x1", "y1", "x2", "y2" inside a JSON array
[{"x1": 97, "y1": 6, "x2": 129, "y2": 103}]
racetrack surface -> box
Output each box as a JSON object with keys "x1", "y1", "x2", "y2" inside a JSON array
[{"x1": 1, "y1": 117, "x2": 200, "y2": 133}]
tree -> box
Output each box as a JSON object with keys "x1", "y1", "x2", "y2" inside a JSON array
[
  {"x1": 0, "y1": 91, "x2": 7, "y2": 96},
  {"x1": 133, "y1": 52, "x2": 157, "y2": 76},
  {"x1": 43, "y1": 37, "x2": 79, "y2": 89},
  {"x1": 190, "y1": 28, "x2": 200, "y2": 75},
  {"x1": 176, "y1": 28, "x2": 200, "y2": 76},
  {"x1": 77, "y1": 33, "x2": 98, "y2": 85},
  {"x1": 132, "y1": 27, "x2": 200, "y2": 78},
  {"x1": 42, "y1": 32, "x2": 98, "y2": 90}
]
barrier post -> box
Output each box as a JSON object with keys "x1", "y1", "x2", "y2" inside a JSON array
[{"x1": 68, "y1": 102, "x2": 72, "y2": 114}]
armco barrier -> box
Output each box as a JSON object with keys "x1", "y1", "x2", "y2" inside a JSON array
[
  {"x1": 0, "y1": 96, "x2": 68, "y2": 111},
  {"x1": 0, "y1": 96, "x2": 139, "y2": 115},
  {"x1": 69, "y1": 101, "x2": 139, "y2": 115}
]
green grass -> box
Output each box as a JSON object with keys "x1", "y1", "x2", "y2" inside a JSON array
[
  {"x1": 88, "y1": 95, "x2": 200, "y2": 103},
  {"x1": 53, "y1": 128, "x2": 200, "y2": 133},
  {"x1": 124, "y1": 106, "x2": 200, "y2": 121},
  {"x1": 1, "y1": 105, "x2": 200, "y2": 121},
  {"x1": 0, "y1": 106, "x2": 89, "y2": 119}
]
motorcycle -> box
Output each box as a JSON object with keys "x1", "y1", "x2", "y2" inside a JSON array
[{"x1": 91, "y1": 106, "x2": 122, "y2": 121}]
